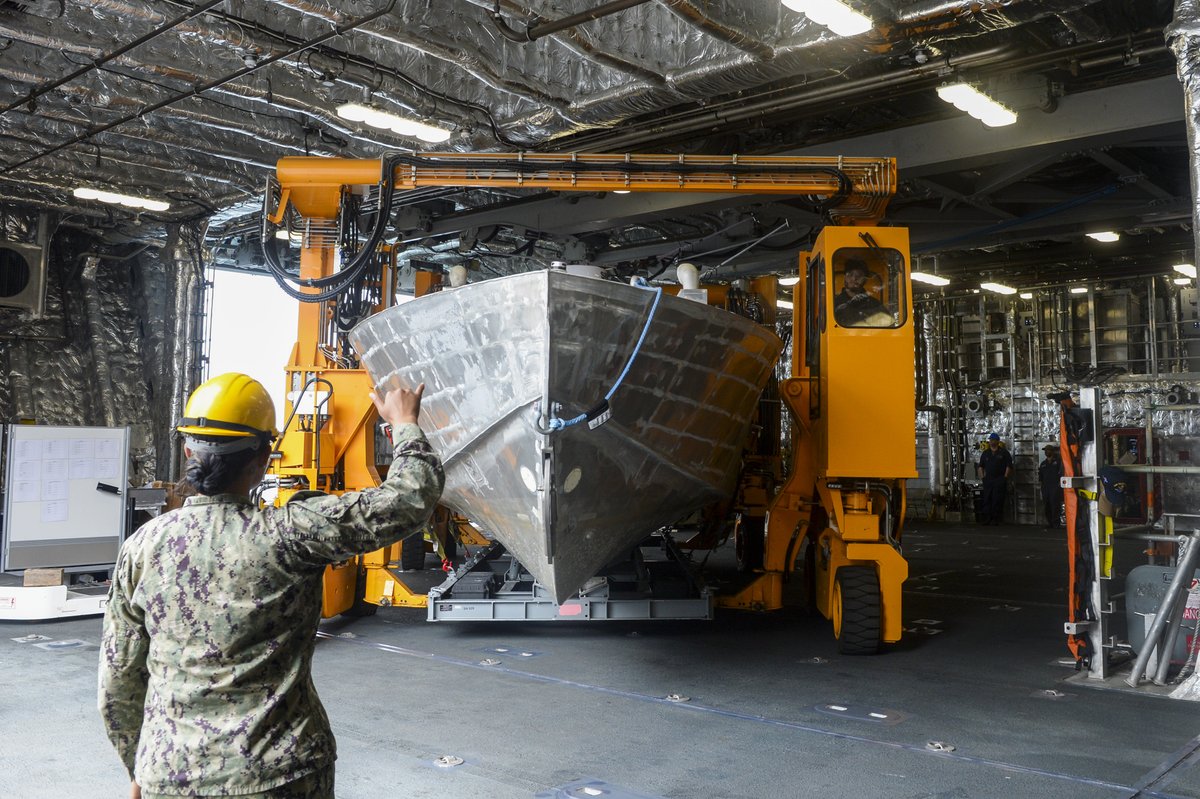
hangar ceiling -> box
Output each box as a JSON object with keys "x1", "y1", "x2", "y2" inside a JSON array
[{"x1": 0, "y1": 0, "x2": 1188, "y2": 292}]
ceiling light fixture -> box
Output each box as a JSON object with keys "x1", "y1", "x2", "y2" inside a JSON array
[
  {"x1": 777, "y1": 298, "x2": 795, "y2": 310},
  {"x1": 980, "y1": 282, "x2": 1017, "y2": 295},
  {"x1": 613, "y1": 190, "x2": 630, "y2": 194},
  {"x1": 1069, "y1": 286, "x2": 1089, "y2": 294},
  {"x1": 1086, "y1": 231, "x2": 1120, "y2": 243},
  {"x1": 73, "y1": 186, "x2": 169, "y2": 212},
  {"x1": 779, "y1": 276, "x2": 800, "y2": 286},
  {"x1": 780, "y1": 0, "x2": 872, "y2": 36},
  {"x1": 336, "y1": 102, "x2": 452, "y2": 143},
  {"x1": 935, "y1": 83, "x2": 1017, "y2": 128},
  {"x1": 1019, "y1": 292, "x2": 1033, "y2": 299},
  {"x1": 910, "y1": 271, "x2": 950, "y2": 286},
  {"x1": 1174, "y1": 277, "x2": 1193, "y2": 286},
  {"x1": 1173, "y1": 263, "x2": 1197, "y2": 278}
]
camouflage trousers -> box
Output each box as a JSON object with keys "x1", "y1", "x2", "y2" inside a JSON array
[{"x1": 141, "y1": 765, "x2": 334, "y2": 799}]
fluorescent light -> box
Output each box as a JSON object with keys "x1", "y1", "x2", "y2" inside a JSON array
[
  {"x1": 936, "y1": 83, "x2": 1017, "y2": 128},
  {"x1": 780, "y1": 0, "x2": 872, "y2": 36},
  {"x1": 779, "y1": 276, "x2": 800, "y2": 286},
  {"x1": 980, "y1": 282, "x2": 1017, "y2": 295},
  {"x1": 1019, "y1": 292, "x2": 1033, "y2": 299},
  {"x1": 910, "y1": 271, "x2": 950, "y2": 286},
  {"x1": 336, "y1": 102, "x2": 452, "y2": 143},
  {"x1": 613, "y1": 190, "x2": 631, "y2": 194},
  {"x1": 1086, "y1": 231, "x2": 1120, "y2": 243},
  {"x1": 1174, "y1": 277, "x2": 1193, "y2": 286},
  {"x1": 73, "y1": 186, "x2": 170, "y2": 212},
  {"x1": 1069, "y1": 286, "x2": 1089, "y2": 294},
  {"x1": 1173, "y1": 263, "x2": 1197, "y2": 278},
  {"x1": 777, "y1": 299, "x2": 794, "y2": 310}
]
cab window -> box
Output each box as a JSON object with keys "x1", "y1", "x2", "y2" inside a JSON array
[{"x1": 831, "y1": 247, "x2": 907, "y2": 329}]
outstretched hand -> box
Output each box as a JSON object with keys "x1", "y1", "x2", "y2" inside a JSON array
[{"x1": 370, "y1": 383, "x2": 426, "y2": 428}]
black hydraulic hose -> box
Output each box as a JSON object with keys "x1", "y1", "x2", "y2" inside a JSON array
[
  {"x1": 0, "y1": 0, "x2": 399, "y2": 177},
  {"x1": 0, "y1": 0, "x2": 229, "y2": 116},
  {"x1": 261, "y1": 152, "x2": 403, "y2": 302}
]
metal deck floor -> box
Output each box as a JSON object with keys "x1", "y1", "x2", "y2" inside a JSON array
[{"x1": 2, "y1": 521, "x2": 1198, "y2": 798}]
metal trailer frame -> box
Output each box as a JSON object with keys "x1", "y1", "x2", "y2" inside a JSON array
[{"x1": 427, "y1": 535, "x2": 714, "y2": 622}]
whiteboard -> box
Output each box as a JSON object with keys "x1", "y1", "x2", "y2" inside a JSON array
[{"x1": 2, "y1": 425, "x2": 129, "y2": 571}]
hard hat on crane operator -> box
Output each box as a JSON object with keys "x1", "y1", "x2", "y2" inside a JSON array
[{"x1": 176, "y1": 373, "x2": 279, "y2": 454}]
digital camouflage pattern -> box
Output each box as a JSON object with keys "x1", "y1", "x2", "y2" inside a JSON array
[{"x1": 99, "y1": 423, "x2": 443, "y2": 796}]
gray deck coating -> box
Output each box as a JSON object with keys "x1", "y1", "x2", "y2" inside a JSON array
[{"x1": 2, "y1": 521, "x2": 1197, "y2": 798}]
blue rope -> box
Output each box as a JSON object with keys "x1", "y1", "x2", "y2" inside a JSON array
[
  {"x1": 543, "y1": 280, "x2": 662, "y2": 432},
  {"x1": 606, "y1": 280, "x2": 662, "y2": 401}
]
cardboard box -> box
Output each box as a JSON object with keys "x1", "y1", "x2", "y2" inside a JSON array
[{"x1": 23, "y1": 568, "x2": 64, "y2": 587}]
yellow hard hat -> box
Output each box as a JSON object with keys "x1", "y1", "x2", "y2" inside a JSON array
[{"x1": 177, "y1": 373, "x2": 279, "y2": 439}]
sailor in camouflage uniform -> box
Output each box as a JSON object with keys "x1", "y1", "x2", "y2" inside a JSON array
[{"x1": 99, "y1": 373, "x2": 444, "y2": 798}]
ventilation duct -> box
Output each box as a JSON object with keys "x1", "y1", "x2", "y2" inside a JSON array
[{"x1": 0, "y1": 241, "x2": 47, "y2": 315}]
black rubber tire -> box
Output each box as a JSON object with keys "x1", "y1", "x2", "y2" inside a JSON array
[
  {"x1": 802, "y1": 539, "x2": 818, "y2": 615},
  {"x1": 344, "y1": 563, "x2": 377, "y2": 617},
  {"x1": 400, "y1": 532, "x2": 426, "y2": 571},
  {"x1": 735, "y1": 515, "x2": 766, "y2": 572},
  {"x1": 835, "y1": 565, "x2": 881, "y2": 655}
]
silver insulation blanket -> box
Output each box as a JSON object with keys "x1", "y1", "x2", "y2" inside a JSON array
[
  {"x1": 0, "y1": 0, "x2": 1117, "y2": 214},
  {"x1": 0, "y1": 213, "x2": 204, "y2": 487},
  {"x1": 1169, "y1": 0, "x2": 1200, "y2": 271}
]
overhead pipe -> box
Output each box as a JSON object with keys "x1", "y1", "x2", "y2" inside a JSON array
[
  {"x1": 80, "y1": 256, "x2": 119, "y2": 428},
  {"x1": 167, "y1": 236, "x2": 199, "y2": 482},
  {"x1": 563, "y1": 28, "x2": 1159, "y2": 152},
  {"x1": 1169, "y1": 0, "x2": 1200, "y2": 308},
  {"x1": 569, "y1": 44, "x2": 1017, "y2": 152},
  {"x1": 660, "y1": 1, "x2": 776, "y2": 61},
  {"x1": 894, "y1": 0, "x2": 1103, "y2": 26}
]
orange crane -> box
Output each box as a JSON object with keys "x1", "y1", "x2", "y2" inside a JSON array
[{"x1": 262, "y1": 152, "x2": 912, "y2": 652}]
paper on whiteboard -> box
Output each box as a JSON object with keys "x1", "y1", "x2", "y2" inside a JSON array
[
  {"x1": 70, "y1": 439, "x2": 96, "y2": 459},
  {"x1": 43, "y1": 459, "x2": 68, "y2": 480},
  {"x1": 45, "y1": 440, "x2": 69, "y2": 459},
  {"x1": 95, "y1": 439, "x2": 121, "y2": 460},
  {"x1": 15, "y1": 439, "x2": 44, "y2": 460},
  {"x1": 13, "y1": 482, "x2": 39, "y2": 503},
  {"x1": 69, "y1": 459, "x2": 95, "y2": 480},
  {"x1": 42, "y1": 480, "x2": 68, "y2": 501},
  {"x1": 94, "y1": 459, "x2": 120, "y2": 480},
  {"x1": 40, "y1": 501, "x2": 68, "y2": 523},
  {"x1": 13, "y1": 459, "x2": 42, "y2": 481}
]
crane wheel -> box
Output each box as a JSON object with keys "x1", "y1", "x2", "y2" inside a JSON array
[
  {"x1": 832, "y1": 566, "x2": 881, "y2": 655},
  {"x1": 400, "y1": 532, "x2": 426, "y2": 571}
]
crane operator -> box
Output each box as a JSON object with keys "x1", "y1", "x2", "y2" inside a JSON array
[{"x1": 834, "y1": 258, "x2": 893, "y2": 327}]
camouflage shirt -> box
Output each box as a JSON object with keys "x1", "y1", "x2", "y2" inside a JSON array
[{"x1": 99, "y1": 423, "x2": 443, "y2": 795}]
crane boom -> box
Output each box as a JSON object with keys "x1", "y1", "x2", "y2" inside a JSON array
[{"x1": 273, "y1": 153, "x2": 897, "y2": 225}]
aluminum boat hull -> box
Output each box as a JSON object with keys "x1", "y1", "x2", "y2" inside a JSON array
[{"x1": 350, "y1": 270, "x2": 782, "y2": 603}]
